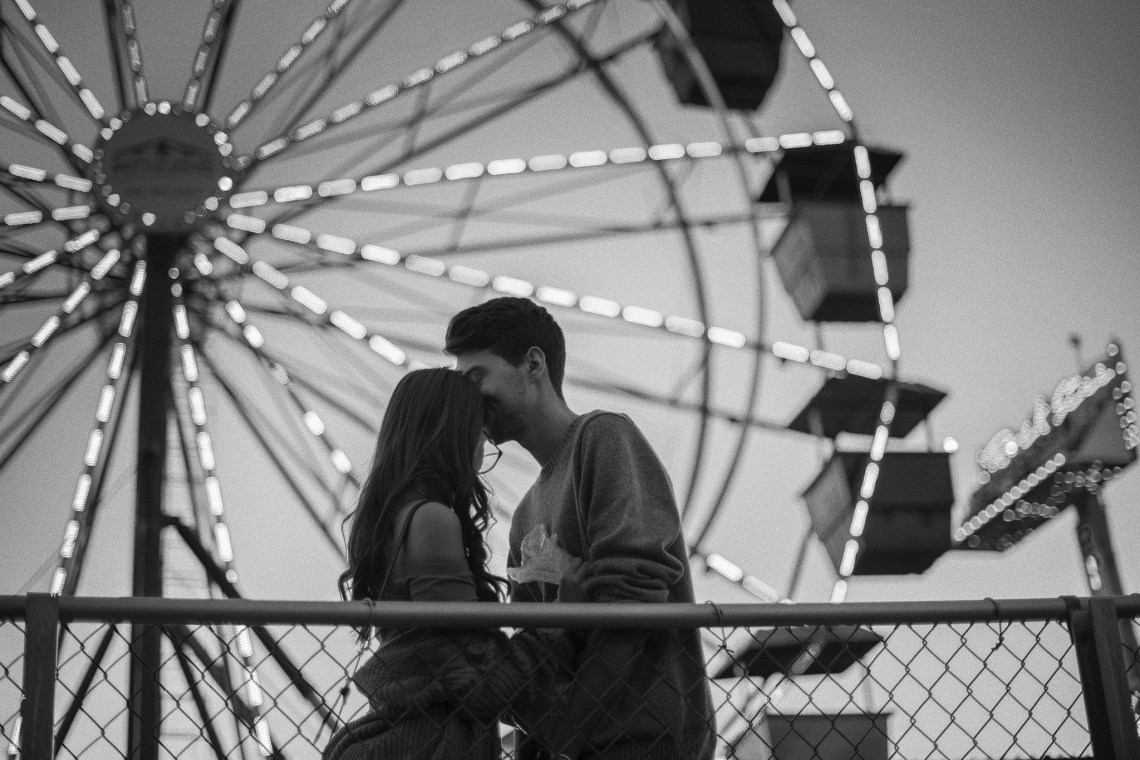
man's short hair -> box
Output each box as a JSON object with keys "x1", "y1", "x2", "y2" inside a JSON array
[{"x1": 445, "y1": 297, "x2": 566, "y2": 398}]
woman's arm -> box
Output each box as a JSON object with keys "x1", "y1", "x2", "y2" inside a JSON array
[{"x1": 400, "y1": 503, "x2": 575, "y2": 720}]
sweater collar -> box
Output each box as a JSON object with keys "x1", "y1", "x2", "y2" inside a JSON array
[{"x1": 538, "y1": 413, "x2": 584, "y2": 480}]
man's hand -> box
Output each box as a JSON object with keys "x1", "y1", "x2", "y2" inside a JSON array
[{"x1": 507, "y1": 525, "x2": 581, "y2": 585}]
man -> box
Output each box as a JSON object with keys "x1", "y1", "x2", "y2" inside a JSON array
[{"x1": 445, "y1": 296, "x2": 715, "y2": 760}]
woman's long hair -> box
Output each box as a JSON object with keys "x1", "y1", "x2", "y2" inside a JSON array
[{"x1": 339, "y1": 368, "x2": 505, "y2": 604}]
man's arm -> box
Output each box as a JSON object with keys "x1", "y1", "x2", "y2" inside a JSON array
[{"x1": 555, "y1": 413, "x2": 686, "y2": 757}]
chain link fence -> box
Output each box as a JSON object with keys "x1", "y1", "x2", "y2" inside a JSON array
[{"x1": 2, "y1": 595, "x2": 1138, "y2": 759}]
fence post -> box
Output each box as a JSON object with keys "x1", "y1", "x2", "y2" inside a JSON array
[
  {"x1": 20, "y1": 593, "x2": 59, "y2": 760},
  {"x1": 1065, "y1": 595, "x2": 1140, "y2": 760}
]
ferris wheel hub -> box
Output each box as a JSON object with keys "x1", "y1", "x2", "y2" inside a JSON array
[{"x1": 93, "y1": 105, "x2": 234, "y2": 233}]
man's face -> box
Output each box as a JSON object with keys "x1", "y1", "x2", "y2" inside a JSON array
[{"x1": 455, "y1": 348, "x2": 533, "y2": 444}]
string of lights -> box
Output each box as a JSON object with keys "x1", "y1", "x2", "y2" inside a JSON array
[
  {"x1": 2, "y1": 163, "x2": 93, "y2": 193},
  {"x1": 242, "y1": 0, "x2": 602, "y2": 168},
  {"x1": 113, "y1": 0, "x2": 150, "y2": 106},
  {"x1": 770, "y1": 0, "x2": 904, "y2": 603},
  {"x1": 1, "y1": 204, "x2": 93, "y2": 229},
  {"x1": 0, "y1": 227, "x2": 99, "y2": 270},
  {"x1": 222, "y1": 0, "x2": 355, "y2": 130},
  {"x1": 0, "y1": 232, "x2": 104, "y2": 382},
  {"x1": 210, "y1": 236, "x2": 412, "y2": 369},
  {"x1": 0, "y1": 95, "x2": 94, "y2": 163},
  {"x1": 7, "y1": 0, "x2": 109, "y2": 123},
  {"x1": 217, "y1": 217, "x2": 887, "y2": 380},
  {"x1": 180, "y1": 0, "x2": 234, "y2": 111},
  {"x1": 226, "y1": 130, "x2": 848, "y2": 210},
  {"x1": 217, "y1": 299, "x2": 360, "y2": 486},
  {"x1": 48, "y1": 259, "x2": 143, "y2": 596},
  {"x1": 171, "y1": 289, "x2": 275, "y2": 756}
]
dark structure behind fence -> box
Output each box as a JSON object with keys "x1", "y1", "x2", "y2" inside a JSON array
[{"x1": 2, "y1": 594, "x2": 1138, "y2": 759}]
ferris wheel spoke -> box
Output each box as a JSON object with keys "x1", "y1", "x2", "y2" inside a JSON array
[
  {"x1": 179, "y1": 0, "x2": 239, "y2": 113},
  {"x1": 220, "y1": 214, "x2": 890, "y2": 382},
  {"x1": 242, "y1": 48, "x2": 558, "y2": 172},
  {"x1": 169, "y1": 313, "x2": 280, "y2": 751},
  {"x1": 46, "y1": 266, "x2": 144, "y2": 596},
  {"x1": 195, "y1": 325, "x2": 346, "y2": 492},
  {"x1": 163, "y1": 623, "x2": 281, "y2": 755},
  {"x1": 99, "y1": 0, "x2": 132, "y2": 110},
  {"x1": 57, "y1": 384, "x2": 132, "y2": 591},
  {"x1": 0, "y1": 325, "x2": 115, "y2": 473},
  {"x1": 246, "y1": 28, "x2": 654, "y2": 238},
  {"x1": 222, "y1": 0, "x2": 375, "y2": 132},
  {"x1": 0, "y1": 170, "x2": 70, "y2": 227},
  {"x1": 250, "y1": 347, "x2": 384, "y2": 437},
  {"x1": 242, "y1": 69, "x2": 566, "y2": 227},
  {"x1": 567, "y1": 372, "x2": 787, "y2": 436},
  {"x1": 1, "y1": 201, "x2": 93, "y2": 231},
  {"x1": 2, "y1": 160, "x2": 94, "y2": 198},
  {"x1": 4, "y1": 0, "x2": 108, "y2": 124},
  {"x1": 220, "y1": 312, "x2": 395, "y2": 433},
  {"x1": 150, "y1": 129, "x2": 846, "y2": 234},
  {"x1": 346, "y1": 158, "x2": 663, "y2": 246},
  {"x1": 245, "y1": 0, "x2": 408, "y2": 143},
  {"x1": 0, "y1": 24, "x2": 71, "y2": 131},
  {"x1": 0, "y1": 236, "x2": 112, "y2": 386},
  {"x1": 173, "y1": 298, "x2": 255, "y2": 575},
  {"x1": 0, "y1": 289, "x2": 74, "y2": 314},
  {"x1": 193, "y1": 341, "x2": 349, "y2": 558},
  {"x1": 208, "y1": 301, "x2": 366, "y2": 488},
  {"x1": 692, "y1": 548, "x2": 784, "y2": 603},
  {"x1": 166, "y1": 641, "x2": 229, "y2": 759},
  {"x1": 211, "y1": 235, "x2": 416, "y2": 372},
  {"x1": 242, "y1": 0, "x2": 601, "y2": 176},
  {"x1": 0, "y1": 92, "x2": 95, "y2": 167}
]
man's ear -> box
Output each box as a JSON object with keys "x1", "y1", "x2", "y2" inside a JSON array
[{"x1": 524, "y1": 346, "x2": 547, "y2": 382}]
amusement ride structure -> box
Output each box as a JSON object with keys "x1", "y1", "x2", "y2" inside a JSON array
[{"x1": 1, "y1": 0, "x2": 1135, "y2": 757}]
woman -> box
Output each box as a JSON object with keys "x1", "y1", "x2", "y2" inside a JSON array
[{"x1": 323, "y1": 368, "x2": 575, "y2": 760}]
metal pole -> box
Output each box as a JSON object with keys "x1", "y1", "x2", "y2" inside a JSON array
[
  {"x1": 19, "y1": 594, "x2": 59, "y2": 760},
  {"x1": 1065, "y1": 596, "x2": 1140, "y2": 759},
  {"x1": 128, "y1": 232, "x2": 180, "y2": 760},
  {"x1": 1073, "y1": 489, "x2": 1140, "y2": 695}
]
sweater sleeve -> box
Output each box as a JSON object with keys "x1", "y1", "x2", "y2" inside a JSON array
[
  {"x1": 356, "y1": 502, "x2": 576, "y2": 722},
  {"x1": 574, "y1": 413, "x2": 685, "y2": 603}
]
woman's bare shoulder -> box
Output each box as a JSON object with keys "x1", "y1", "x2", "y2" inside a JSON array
[{"x1": 403, "y1": 500, "x2": 466, "y2": 564}]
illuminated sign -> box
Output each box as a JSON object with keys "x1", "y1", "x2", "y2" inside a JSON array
[{"x1": 957, "y1": 343, "x2": 1137, "y2": 550}]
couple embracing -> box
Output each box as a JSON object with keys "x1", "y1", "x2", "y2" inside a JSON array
[{"x1": 324, "y1": 297, "x2": 714, "y2": 760}]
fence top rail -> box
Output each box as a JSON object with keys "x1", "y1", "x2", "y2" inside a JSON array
[{"x1": 3, "y1": 593, "x2": 1139, "y2": 628}]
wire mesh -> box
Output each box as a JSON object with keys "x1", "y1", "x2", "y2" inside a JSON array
[
  {"x1": 5, "y1": 600, "x2": 1138, "y2": 759},
  {"x1": 1, "y1": 619, "x2": 25, "y2": 757}
]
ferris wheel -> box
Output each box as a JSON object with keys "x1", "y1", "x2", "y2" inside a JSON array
[{"x1": 1, "y1": 0, "x2": 942, "y2": 754}]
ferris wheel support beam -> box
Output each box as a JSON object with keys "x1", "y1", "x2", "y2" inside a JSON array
[
  {"x1": 100, "y1": 0, "x2": 131, "y2": 111},
  {"x1": 270, "y1": 0, "x2": 407, "y2": 142},
  {"x1": 165, "y1": 623, "x2": 273, "y2": 753},
  {"x1": 194, "y1": 0, "x2": 241, "y2": 115},
  {"x1": 170, "y1": 643, "x2": 230, "y2": 760},
  {"x1": 1073, "y1": 489, "x2": 1140, "y2": 695},
  {"x1": 168, "y1": 517, "x2": 339, "y2": 726},
  {"x1": 193, "y1": 341, "x2": 348, "y2": 558},
  {"x1": 61, "y1": 336, "x2": 137, "y2": 597},
  {"x1": 54, "y1": 623, "x2": 117, "y2": 756},
  {"x1": 128, "y1": 232, "x2": 181, "y2": 760}
]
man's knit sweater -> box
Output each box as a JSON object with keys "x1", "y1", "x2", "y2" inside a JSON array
[{"x1": 508, "y1": 411, "x2": 716, "y2": 760}]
